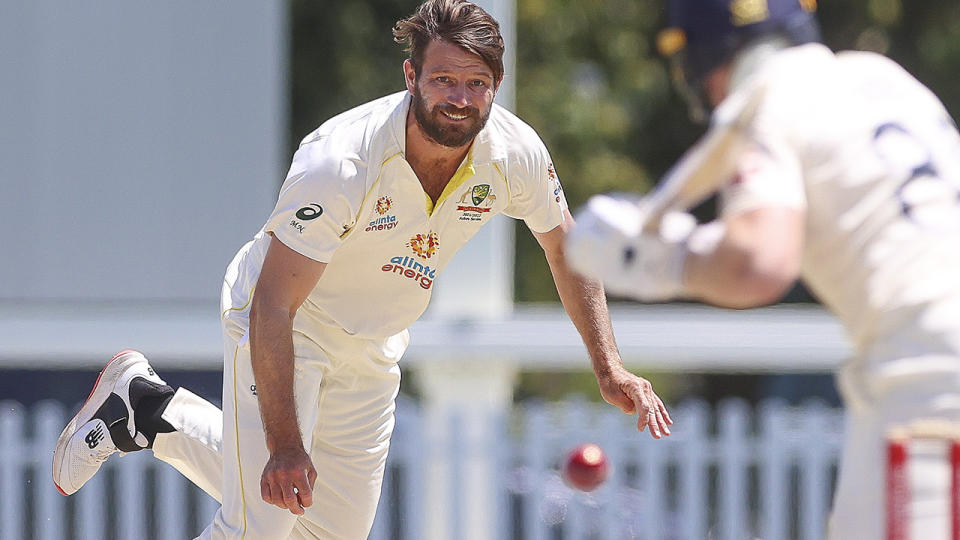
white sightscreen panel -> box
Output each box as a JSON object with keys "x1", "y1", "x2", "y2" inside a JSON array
[{"x1": 0, "y1": 1, "x2": 285, "y2": 300}]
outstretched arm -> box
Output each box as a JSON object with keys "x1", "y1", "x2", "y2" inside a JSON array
[
  {"x1": 249, "y1": 234, "x2": 326, "y2": 515},
  {"x1": 532, "y1": 210, "x2": 673, "y2": 438}
]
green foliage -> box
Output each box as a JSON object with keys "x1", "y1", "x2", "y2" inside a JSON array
[
  {"x1": 513, "y1": 0, "x2": 701, "y2": 301},
  {"x1": 289, "y1": 0, "x2": 411, "y2": 148}
]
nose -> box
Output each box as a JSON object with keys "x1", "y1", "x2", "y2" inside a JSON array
[{"x1": 447, "y1": 84, "x2": 471, "y2": 108}]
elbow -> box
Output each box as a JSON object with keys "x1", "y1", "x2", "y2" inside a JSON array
[
  {"x1": 725, "y1": 256, "x2": 798, "y2": 308},
  {"x1": 248, "y1": 291, "x2": 296, "y2": 330}
]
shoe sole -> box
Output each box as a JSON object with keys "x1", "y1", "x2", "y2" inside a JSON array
[{"x1": 51, "y1": 349, "x2": 146, "y2": 496}]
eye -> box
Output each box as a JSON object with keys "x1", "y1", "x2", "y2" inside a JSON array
[
  {"x1": 470, "y1": 80, "x2": 487, "y2": 88},
  {"x1": 436, "y1": 76, "x2": 451, "y2": 84}
]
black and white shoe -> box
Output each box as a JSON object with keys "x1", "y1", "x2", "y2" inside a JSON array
[{"x1": 52, "y1": 350, "x2": 170, "y2": 496}]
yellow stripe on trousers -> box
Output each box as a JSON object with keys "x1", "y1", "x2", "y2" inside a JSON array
[{"x1": 231, "y1": 343, "x2": 249, "y2": 539}]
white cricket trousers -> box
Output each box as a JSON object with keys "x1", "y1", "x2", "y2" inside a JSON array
[
  {"x1": 153, "y1": 321, "x2": 407, "y2": 540},
  {"x1": 828, "y1": 359, "x2": 960, "y2": 540}
]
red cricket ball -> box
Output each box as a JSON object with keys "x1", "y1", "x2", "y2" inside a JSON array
[{"x1": 562, "y1": 443, "x2": 610, "y2": 492}]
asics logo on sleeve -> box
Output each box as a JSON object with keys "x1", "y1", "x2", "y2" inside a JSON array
[
  {"x1": 85, "y1": 424, "x2": 105, "y2": 449},
  {"x1": 295, "y1": 203, "x2": 324, "y2": 220}
]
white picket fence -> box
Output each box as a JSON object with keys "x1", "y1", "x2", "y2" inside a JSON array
[{"x1": 0, "y1": 397, "x2": 843, "y2": 540}]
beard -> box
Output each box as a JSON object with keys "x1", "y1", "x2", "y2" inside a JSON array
[{"x1": 411, "y1": 85, "x2": 491, "y2": 148}]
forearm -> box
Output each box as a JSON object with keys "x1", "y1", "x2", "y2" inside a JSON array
[
  {"x1": 546, "y1": 249, "x2": 622, "y2": 376},
  {"x1": 249, "y1": 303, "x2": 303, "y2": 453}
]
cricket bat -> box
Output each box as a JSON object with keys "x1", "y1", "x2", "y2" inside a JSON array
[{"x1": 639, "y1": 83, "x2": 768, "y2": 231}]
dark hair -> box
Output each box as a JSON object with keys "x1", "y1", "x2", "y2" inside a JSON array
[{"x1": 393, "y1": 0, "x2": 505, "y2": 85}]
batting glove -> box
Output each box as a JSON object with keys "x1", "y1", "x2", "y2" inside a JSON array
[{"x1": 565, "y1": 194, "x2": 696, "y2": 302}]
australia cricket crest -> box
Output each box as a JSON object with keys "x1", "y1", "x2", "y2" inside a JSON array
[
  {"x1": 457, "y1": 183, "x2": 496, "y2": 222},
  {"x1": 471, "y1": 184, "x2": 490, "y2": 206}
]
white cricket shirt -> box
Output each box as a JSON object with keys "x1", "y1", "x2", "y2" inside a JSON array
[
  {"x1": 223, "y1": 92, "x2": 567, "y2": 338},
  {"x1": 719, "y1": 43, "x2": 960, "y2": 368}
]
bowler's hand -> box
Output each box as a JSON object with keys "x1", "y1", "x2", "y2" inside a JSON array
[
  {"x1": 596, "y1": 366, "x2": 673, "y2": 439},
  {"x1": 261, "y1": 446, "x2": 318, "y2": 515}
]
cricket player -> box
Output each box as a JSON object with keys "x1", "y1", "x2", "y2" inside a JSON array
[
  {"x1": 51, "y1": 1, "x2": 673, "y2": 538},
  {"x1": 566, "y1": 1, "x2": 960, "y2": 538}
]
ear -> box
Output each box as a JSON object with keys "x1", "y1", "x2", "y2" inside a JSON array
[{"x1": 403, "y1": 59, "x2": 417, "y2": 94}]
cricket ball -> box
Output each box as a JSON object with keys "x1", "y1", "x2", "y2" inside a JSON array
[{"x1": 562, "y1": 443, "x2": 610, "y2": 492}]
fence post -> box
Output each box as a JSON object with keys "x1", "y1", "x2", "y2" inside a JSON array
[
  {"x1": 523, "y1": 402, "x2": 550, "y2": 540},
  {"x1": 157, "y1": 462, "x2": 188, "y2": 540},
  {"x1": 677, "y1": 399, "x2": 709, "y2": 540},
  {"x1": 35, "y1": 401, "x2": 66, "y2": 540},
  {"x1": 1, "y1": 402, "x2": 25, "y2": 540},
  {"x1": 117, "y1": 449, "x2": 150, "y2": 539},
  {"x1": 77, "y1": 454, "x2": 108, "y2": 540},
  {"x1": 718, "y1": 398, "x2": 750, "y2": 540},
  {"x1": 759, "y1": 399, "x2": 790, "y2": 540},
  {"x1": 598, "y1": 408, "x2": 625, "y2": 540},
  {"x1": 562, "y1": 398, "x2": 589, "y2": 538},
  {"x1": 799, "y1": 399, "x2": 833, "y2": 540}
]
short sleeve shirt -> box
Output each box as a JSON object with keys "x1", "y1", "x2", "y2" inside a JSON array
[{"x1": 228, "y1": 92, "x2": 568, "y2": 338}]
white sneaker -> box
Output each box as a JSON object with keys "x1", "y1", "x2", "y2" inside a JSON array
[{"x1": 52, "y1": 350, "x2": 167, "y2": 495}]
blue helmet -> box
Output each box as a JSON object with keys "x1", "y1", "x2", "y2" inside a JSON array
[{"x1": 658, "y1": 0, "x2": 821, "y2": 118}]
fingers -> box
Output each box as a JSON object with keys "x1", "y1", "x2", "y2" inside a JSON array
[
  {"x1": 637, "y1": 404, "x2": 663, "y2": 439},
  {"x1": 294, "y1": 470, "x2": 315, "y2": 510},
  {"x1": 261, "y1": 478, "x2": 273, "y2": 506},
  {"x1": 280, "y1": 482, "x2": 303, "y2": 515},
  {"x1": 656, "y1": 395, "x2": 674, "y2": 426},
  {"x1": 262, "y1": 474, "x2": 309, "y2": 514},
  {"x1": 624, "y1": 379, "x2": 672, "y2": 439},
  {"x1": 261, "y1": 455, "x2": 317, "y2": 515}
]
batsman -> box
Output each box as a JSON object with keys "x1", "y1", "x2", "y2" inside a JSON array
[
  {"x1": 566, "y1": 1, "x2": 960, "y2": 538},
  {"x1": 51, "y1": 1, "x2": 672, "y2": 539}
]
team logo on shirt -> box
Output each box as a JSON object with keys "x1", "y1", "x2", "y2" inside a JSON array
[
  {"x1": 407, "y1": 231, "x2": 439, "y2": 259},
  {"x1": 289, "y1": 203, "x2": 324, "y2": 234},
  {"x1": 457, "y1": 184, "x2": 496, "y2": 222},
  {"x1": 295, "y1": 203, "x2": 323, "y2": 220},
  {"x1": 366, "y1": 195, "x2": 399, "y2": 232},
  {"x1": 375, "y1": 196, "x2": 392, "y2": 215}
]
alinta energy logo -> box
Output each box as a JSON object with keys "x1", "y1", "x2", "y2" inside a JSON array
[
  {"x1": 367, "y1": 195, "x2": 398, "y2": 232},
  {"x1": 376, "y1": 196, "x2": 392, "y2": 215},
  {"x1": 381, "y1": 231, "x2": 440, "y2": 290},
  {"x1": 457, "y1": 183, "x2": 496, "y2": 222},
  {"x1": 407, "y1": 231, "x2": 439, "y2": 259}
]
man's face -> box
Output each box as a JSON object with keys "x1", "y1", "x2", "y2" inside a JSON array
[{"x1": 405, "y1": 40, "x2": 497, "y2": 148}]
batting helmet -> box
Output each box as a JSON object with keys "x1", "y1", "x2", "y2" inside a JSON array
[{"x1": 657, "y1": 0, "x2": 821, "y2": 120}]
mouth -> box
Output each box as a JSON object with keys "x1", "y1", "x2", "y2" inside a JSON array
[{"x1": 440, "y1": 109, "x2": 471, "y2": 121}]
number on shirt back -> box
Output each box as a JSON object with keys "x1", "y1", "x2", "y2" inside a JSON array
[{"x1": 872, "y1": 116, "x2": 960, "y2": 229}]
